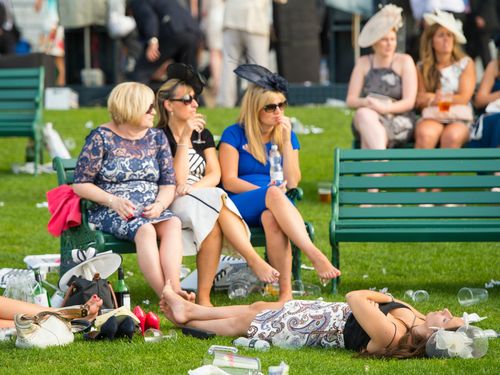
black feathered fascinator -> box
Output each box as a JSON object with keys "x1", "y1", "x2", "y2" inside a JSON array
[
  {"x1": 234, "y1": 64, "x2": 288, "y2": 95},
  {"x1": 166, "y1": 63, "x2": 207, "y2": 96}
]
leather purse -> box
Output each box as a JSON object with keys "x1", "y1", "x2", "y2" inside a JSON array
[{"x1": 421, "y1": 105, "x2": 474, "y2": 122}]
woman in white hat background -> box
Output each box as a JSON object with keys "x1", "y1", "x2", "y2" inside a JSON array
[
  {"x1": 414, "y1": 9, "x2": 475, "y2": 150},
  {"x1": 346, "y1": 4, "x2": 417, "y2": 150}
]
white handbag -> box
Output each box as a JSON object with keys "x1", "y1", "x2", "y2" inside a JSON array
[{"x1": 15, "y1": 311, "x2": 74, "y2": 349}]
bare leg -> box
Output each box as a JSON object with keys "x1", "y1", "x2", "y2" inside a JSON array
[
  {"x1": 54, "y1": 56, "x2": 66, "y2": 86},
  {"x1": 160, "y1": 281, "x2": 284, "y2": 336},
  {"x1": 219, "y1": 206, "x2": 279, "y2": 283},
  {"x1": 440, "y1": 122, "x2": 470, "y2": 148},
  {"x1": 155, "y1": 218, "x2": 192, "y2": 301},
  {"x1": 265, "y1": 186, "x2": 340, "y2": 281},
  {"x1": 0, "y1": 295, "x2": 103, "y2": 328},
  {"x1": 354, "y1": 107, "x2": 388, "y2": 150},
  {"x1": 135, "y1": 223, "x2": 165, "y2": 297},
  {"x1": 261, "y1": 210, "x2": 293, "y2": 301},
  {"x1": 196, "y1": 223, "x2": 223, "y2": 306}
]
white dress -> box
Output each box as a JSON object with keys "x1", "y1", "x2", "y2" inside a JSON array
[{"x1": 169, "y1": 148, "x2": 250, "y2": 256}]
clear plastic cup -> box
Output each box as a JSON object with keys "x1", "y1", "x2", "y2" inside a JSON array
[
  {"x1": 457, "y1": 287, "x2": 488, "y2": 306},
  {"x1": 404, "y1": 289, "x2": 429, "y2": 302},
  {"x1": 317, "y1": 181, "x2": 332, "y2": 203}
]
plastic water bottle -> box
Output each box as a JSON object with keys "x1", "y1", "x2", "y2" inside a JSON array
[
  {"x1": 233, "y1": 337, "x2": 271, "y2": 351},
  {"x1": 269, "y1": 144, "x2": 283, "y2": 185}
]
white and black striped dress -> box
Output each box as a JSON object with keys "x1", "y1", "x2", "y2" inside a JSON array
[{"x1": 164, "y1": 127, "x2": 250, "y2": 256}]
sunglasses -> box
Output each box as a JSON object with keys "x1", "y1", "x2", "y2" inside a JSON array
[
  {"x1": 146, "y1": 103, "x2": 155, "y2": 115},
  {"x1": 263, "y1": 101, "x2": 287, "y2": 113},
  {"x1": 169, "y1": 94, "x2": 197, "y2": 105}
]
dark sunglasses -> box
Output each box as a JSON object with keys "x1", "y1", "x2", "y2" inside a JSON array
[
  {"x1": 169, "y1": 94, "x2": 197, "y2": 105},
  {"x1": 146, "y1": 103, "x2": 155, "y2": 115},
  {"x1": 263, "y1": 101, "x2": 287, "y2": 113}
]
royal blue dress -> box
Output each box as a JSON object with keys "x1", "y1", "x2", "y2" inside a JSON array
[
  {"x1": 219, "y1": 123, "x2": 300, "y2": 227},
  {"x1": 74, "y1": 127, "x2": 176, "y2": 241}
]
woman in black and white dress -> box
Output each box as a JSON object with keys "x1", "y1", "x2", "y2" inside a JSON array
[{"x1": 156, "y1": 63, "x2": 279, "y2": 306}]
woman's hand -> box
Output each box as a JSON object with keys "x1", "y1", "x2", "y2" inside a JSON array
[
  {"x1": 142, "y1": 201, "x2": 164, "y2": 219},
  {"x1": 183, "y1": 113, "x2": 206, "y2": 140},
  {"x1": 365, "y1": 97, "x2": 390, "y2": 114},
  {"x1": 269, "y1": 179, "x2": 287, "y2": 193},
  {"x1": 278, "y1": 115, "x2": 292, "y2": 143},
  {"x1": 176, "y1": 183, "x2": 193, "y2": 196},
  {"x1": 109, "y1": 196, "x2": 135, "y2": 220}
]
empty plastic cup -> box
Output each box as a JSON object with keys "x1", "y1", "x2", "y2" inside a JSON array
[
  {"x1": 457, "y1": 287, "x2": 488, "y2": 306},
  {"x1": 405, "y1": 289, "x2": 429, "y2": 302}
]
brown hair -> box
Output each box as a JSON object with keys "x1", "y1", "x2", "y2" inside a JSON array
[
  {"x1": 155, "y1": 79, "x2": 192, "y2": 130},
  {"x1": 419, "y1": 23, "x2": 465, "y2": 92}
]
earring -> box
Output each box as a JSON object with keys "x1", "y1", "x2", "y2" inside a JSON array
[{"x1": 170, "y1": 111, "x2": 174, "y2": 116}]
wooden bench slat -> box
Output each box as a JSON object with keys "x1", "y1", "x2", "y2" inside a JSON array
[
  {"x1": 336, "y1": 219, "x2": 500, "y2": 228},
  {"x1": 339, "y1": 175, "x2": 500, "y2": 189},
  {"x1": 334, "y1": 229, "x2": 500, "y2": 242},
  {"x1": 339, "y1": 206, "x2": 500, "y2": 219},
  {"x1": 0, "y1": 102, "x2": 38, "y2": 110},
  {"x1": 340, "y1": 191, "x2": 500, "y2": 204},
  {"x1": 340, "y1": 148, "x2": 500, "y2": 160},
  {"x1": 340, "y1": 160, "x2": 500, "y2": 174}
]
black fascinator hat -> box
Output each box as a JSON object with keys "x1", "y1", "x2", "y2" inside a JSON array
[
  {"x1": 234, "y1": 64, "x2": 288, "y2": 95},
  {"x1": 166, "y1": 63, "x2": 207, "y2": 96}
]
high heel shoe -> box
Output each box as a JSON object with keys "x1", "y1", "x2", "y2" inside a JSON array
[
  {"x1": 115, "y1": 316, "x2": 135, "y2": 340},
  {"x1": 145, "y1": 312, "x2": 160, "y2": 331},
  {"x1": 133, "y1": 306, "x2": 146, "y2": 334}
]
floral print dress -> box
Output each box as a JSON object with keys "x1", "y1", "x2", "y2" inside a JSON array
[
  {"x1": 247, "y1": 300, "x2": 352, "y2": 349},
  {"x1": 74, "y1": 127, "x2": 176, "y2": 241}
]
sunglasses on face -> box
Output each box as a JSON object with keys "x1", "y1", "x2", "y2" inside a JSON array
[
  {"x1": 169, "y1": 94, "x2": 197, "y2": 105},
  {"x1": 146, "y1": 103, "x2": 155, "y2": 115},
  {"x1": 263, "y1": 101, "x2": 287, "y2": 113}
]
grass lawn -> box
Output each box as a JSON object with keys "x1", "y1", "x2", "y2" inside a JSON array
[{"x1": 0, "y1": 107, "x2": 498, "y2": 374}]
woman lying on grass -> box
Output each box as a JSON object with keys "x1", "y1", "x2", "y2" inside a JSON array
[{"x1": 160, "y1": 281, "x2": 486, "y2": 359}]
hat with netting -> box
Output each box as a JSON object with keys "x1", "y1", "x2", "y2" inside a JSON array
[{"x1": 426, "y1": 325, "x2": 489, "y2": 359}]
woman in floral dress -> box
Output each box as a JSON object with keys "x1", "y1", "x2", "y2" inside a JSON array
[{"x1": 73, "y1": 82, "x2": 191, "y2": 300}]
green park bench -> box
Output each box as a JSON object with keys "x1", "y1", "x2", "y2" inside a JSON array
[
  {"x1": 329, "y1": 148, "x2": 500, "y2": 293},
  {"x1": 53, "y1": 157, "x2": 313, "y2": 281},
  {"x1": 0, "y1": 67, "x2": 44, "y2": 175}
]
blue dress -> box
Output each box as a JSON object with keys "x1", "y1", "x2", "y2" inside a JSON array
[
  {"x1": 469, "y1": 78, "x2": 500, "y2": 148},
  {"x1": 219, "y1": 123, "x2": 300, "y2": 227},
  {"x1": 74, "y1": 127, "x2": 176, "y2": 241}
]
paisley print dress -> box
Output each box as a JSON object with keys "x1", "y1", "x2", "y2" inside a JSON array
[
  {"x1": 74, "y1": 127, "x2": 176, "y2": 241},
  {"x1": 247, "y1": 300, "x2": 352, "y2": 349}
]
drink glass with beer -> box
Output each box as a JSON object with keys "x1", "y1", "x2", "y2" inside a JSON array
[{"x1": 438, "y1": 91, "x2": 453, "y2": 112}]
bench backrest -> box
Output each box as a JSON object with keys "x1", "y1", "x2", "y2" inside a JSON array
[
  {"x1": 332, "y1": 148, "x2": 500, "y2": 221},
  {"x1": 0, "y1": 67, "x2": 44, "y2": 136},
  {"x1": 53, "y1": 157, "x2": 77, "y2": 185}
]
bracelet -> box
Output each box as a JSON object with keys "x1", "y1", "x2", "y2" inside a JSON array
[
  {"x1": 107, "y1": 195, "x2": 114, "y2": 207},
  {"x1": 155, "y1": 200, "x2": 165, "y2": 210}
]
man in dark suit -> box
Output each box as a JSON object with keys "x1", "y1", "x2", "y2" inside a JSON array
[
  {"x1": 465, "y1": 0, "x2": 500, "y2": 68},
  {"x1": 130, "y1": 0, "x2": 201, "y2": 83}
]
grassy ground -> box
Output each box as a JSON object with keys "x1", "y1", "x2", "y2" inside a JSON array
[{"x1": 0, "y1": 107, "x2": 498, "y2": 374}]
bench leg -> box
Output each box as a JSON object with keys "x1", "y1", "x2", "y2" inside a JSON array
[{"x1": 331, "y1": 241, "x2": 340, "y2": 294}]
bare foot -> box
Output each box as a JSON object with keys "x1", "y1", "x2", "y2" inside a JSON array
[
  {"x1": 311, "y1": 252, "x2": 341, "y2": 281},
  {"x1": 159, "y1": 299, "x2": 179, "y2": 325},
  {"x1": 177, "y1": 289, "x2": 196, "y2": 303},
  {"x1": 161, "y1": 280, "x2": 190, "y2": 325},
  {"x1": 247, "y1": 257, "x2": 280, "y2": 284}
]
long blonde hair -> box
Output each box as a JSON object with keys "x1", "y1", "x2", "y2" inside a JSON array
[
  {"x1": 419, "y1": 23, "x2": 465, "y2": 92},
  {"x1": 238, "y1": 84, "x2": 286, "y2": 164}
]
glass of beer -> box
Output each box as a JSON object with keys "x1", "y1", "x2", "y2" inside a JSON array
[{"x1": 438, "y1": 91, "x2": 453, "y2": 112}]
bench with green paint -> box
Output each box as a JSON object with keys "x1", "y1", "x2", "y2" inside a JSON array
[
  {"x1": 53, "y1": 157, "x2": 313, "y2": 281},
  {"x1": 0, "y1": 67, "x2": 44, "y2": 175},
  {"x1": 329, "y1": 148, "x2": 500, "y2": 293}
]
